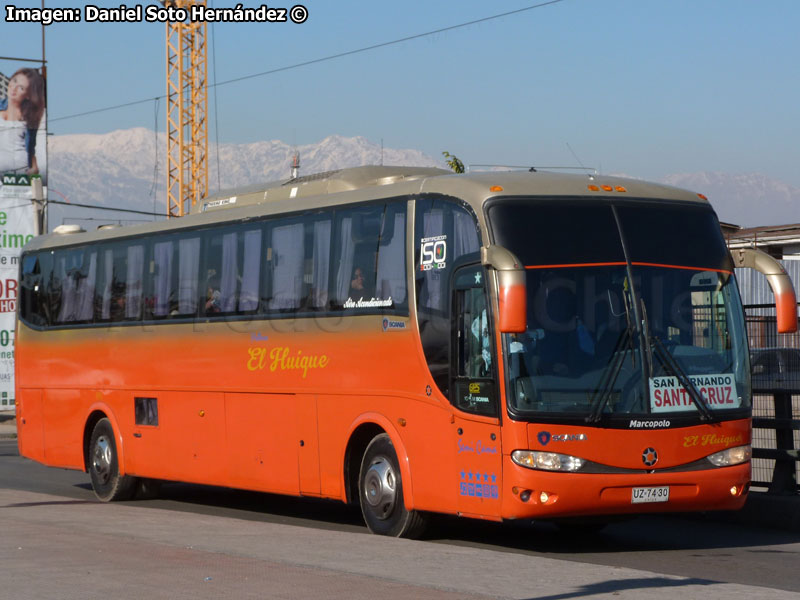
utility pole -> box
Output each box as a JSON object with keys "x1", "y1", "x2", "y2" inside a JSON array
[{"x1": 30, "y1": 177, "x2": 45, "y2": 236}]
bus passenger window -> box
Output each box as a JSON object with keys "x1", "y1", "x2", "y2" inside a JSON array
[
  {"x1": 268, "y1": 221, "x2": 304, "y2": 311},
  {"x1": 20, "y1": 253, "x2": 50, "y2": 326},
  {"x1": 309, "y1": 218, "x2": 332, "y2": 310},
  {"x1": 151, "y1": 240, "x2": 175, "y2": 318},
  {"x1": 177, "y1": 236, "x2": 200, "y2": 316},
  {"x1": 124, "y1": 244, "x2": 145, "y2": 320},
  {"x1": 375, "y1": 206, "x2": 406, "y2": 305},
  {"x1": 333, "y1": 206, "x2": 382, "y2": 309},
  {"x1": 415, "y1": 197, "x2": 481, "y2": 397}
]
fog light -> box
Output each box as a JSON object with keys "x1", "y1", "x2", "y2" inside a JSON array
[
  {"x1": 730, "y1": 485, "x2": 738, "y2": 496},
  {"x1": 520, "y1": 489, "x2": 531, "y2": 502},
  {"x1": 540, "y1": 491, "x2": 549, "y2": 503}
]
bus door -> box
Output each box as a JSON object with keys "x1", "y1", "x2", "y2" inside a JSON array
[{"x1": 451, "y1": 264, "x2": 502, "y2": 518}]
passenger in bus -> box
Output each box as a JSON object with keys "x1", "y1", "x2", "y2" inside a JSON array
[
  {"x1": 349, "y1": 266, "x2": 366, "y2": 299},
  {"x1": 470, "y1": 308, "x2": 492, "y2": 377},
  {"x1": 205, "y1": 275, "x2": 221, "y2": 313},
  {"x1": 109, "y1": 283, "x2": 126, "y2": 321}
]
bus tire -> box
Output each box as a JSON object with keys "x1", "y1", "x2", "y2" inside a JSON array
[
  {"x1": 358, "y1": 433, "x2": 427, "y2": 538},
  {"x1": 88, "y1": 418, "x2": 137, "y2": 502}
]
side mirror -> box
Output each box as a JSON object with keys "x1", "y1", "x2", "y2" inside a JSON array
[
  {"x1": 482, "y1": 245, "x2": 526, "y2": 333},
  {"x1": 731, "y1": 248, "x2": 798, "y2": 334}
]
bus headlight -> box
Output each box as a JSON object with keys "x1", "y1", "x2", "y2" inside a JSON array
[
  {"x1": 707, "y1": 445, "x2": 752, "y2": 467},
  {"x1": 511, "y1": 450, "x2": 585, "y2": 472}
]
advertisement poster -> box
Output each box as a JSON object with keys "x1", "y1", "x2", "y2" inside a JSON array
[{"x1": 0, "y1": 62, "x2": 45, "y2": 412}]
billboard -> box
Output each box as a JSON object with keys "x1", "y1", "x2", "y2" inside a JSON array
[
  {"x1": 0, "y1": 65, "x2": 47, "y2": 184},
  {"x1": 0, "y1": 62, "x2": 45, "y2": 413}
]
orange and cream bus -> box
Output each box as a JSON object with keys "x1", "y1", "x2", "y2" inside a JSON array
[{"x1": 15, "y1": 166, "x2": 797, "y2": 537}]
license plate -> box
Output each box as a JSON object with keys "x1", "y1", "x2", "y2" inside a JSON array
[{"x1": 631, "y1": 486, "x2": 670, "y2": 504}]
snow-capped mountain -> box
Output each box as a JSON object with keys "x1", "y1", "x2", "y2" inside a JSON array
[
  {"x1": 44, "y1": 128, "x2": 799, "y2": 228},
  {"x1": 660, "y1": 172, "x2": 800, "y2": 228},
  {"x1": 47, "y1": 128, "x2": 439, "y2": 215}
]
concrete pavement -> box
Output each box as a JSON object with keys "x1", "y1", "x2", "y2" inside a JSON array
[{"x1": 2, "y1": 487, "x2": 800, "y2": 600}]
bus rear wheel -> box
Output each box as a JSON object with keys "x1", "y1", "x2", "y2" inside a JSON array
[
  {"x1": 358, "y1": 433, "x2": 427, "y2": 538},
  {"x1": 88, "y1": 418, "x2": 137, "y2": 502}
]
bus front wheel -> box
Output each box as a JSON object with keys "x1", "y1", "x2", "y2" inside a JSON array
[
  {"x1": 88, "y1": 418, "x2": 137, "y2": 502},
  {"x1": 358, "y1": 433, "x2": 427, "y2": 538}
]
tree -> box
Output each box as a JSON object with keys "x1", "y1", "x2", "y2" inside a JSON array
[{"x1": 442, "y1": 151, "x2": 465, "y2": 174}]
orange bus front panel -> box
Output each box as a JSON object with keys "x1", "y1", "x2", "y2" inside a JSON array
[{"x1": 500, "y1": 458, "x2": 749, "y2": 520}]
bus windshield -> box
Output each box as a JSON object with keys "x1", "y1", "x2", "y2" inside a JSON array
[{"x1": 488, "y1": 198, "x2": 750, "y2": 423}]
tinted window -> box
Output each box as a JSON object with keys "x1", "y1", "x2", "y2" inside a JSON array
[
  {"x1": 488, "y1": 199, "x2": 623, "y2": 266},
  {"x1": 616, "y1": 204, "x2": 731, "y2": 270},
  {"x1": 488, "y1": 198, "x2": 730, "y2": 271},
  {"x1": 309, "y1": 216, "x2": 332, "y2": 309},
  {"x1": 19, "y1": 199, "x2": 409, "y2": 329},
  {"x1": 415, "y1": 196, "x2": 481, "y2": 395},
  {"x1": 203, "y1": 226, "x2": 260, "y2": 316},
  {"x1": 143, "y1": 232, "x2": 201, "y2": 319},
  {"x1": 266, "y1": 219, "x2": 305, "y2": 311},
  {"x1": 20, "y1": 253, "x2": 50, "y2": 326},
  {"x1": 332, "y1": 202, "x2": 407, "y2": 313}
]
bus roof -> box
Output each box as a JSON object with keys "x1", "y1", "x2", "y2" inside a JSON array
[{"x1": 26, "y1": 166, "x2": 709, "y2": 252}]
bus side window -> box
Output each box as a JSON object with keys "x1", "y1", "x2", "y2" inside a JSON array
[
  {"x1": 20, "y1": 253, "x2": 48, "y2": 326},
  {"x1": 267, "y1": 220, "x2": 305, "y2": 312},
  {"x1": 308, "y1": 217, "x2": 332, "y2": 310},
  {"x1": 333, "y1": 206, "x2": 381, "y2": 308},
  {"x1": 415, "y1": 197, "x2": 481, "y2": 397},
  {"x1": 375, "y1": 203, "x2": 407, "y2": 306}
]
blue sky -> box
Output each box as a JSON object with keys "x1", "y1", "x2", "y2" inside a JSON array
[{"x1": 3, "y1": 0, "x2": 799, "y2": 187}]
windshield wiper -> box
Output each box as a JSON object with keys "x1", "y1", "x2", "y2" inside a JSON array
[
  {"x1": 586, "y1": 325, "x2": 633, "y2": 423},
  {"x1": 650, "y1": 335, "x2": 716, "y2": 421}
]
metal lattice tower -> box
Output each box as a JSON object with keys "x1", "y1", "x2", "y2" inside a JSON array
[{"x1": 165, "y1": 0, "x2": 208, "y2": 217}]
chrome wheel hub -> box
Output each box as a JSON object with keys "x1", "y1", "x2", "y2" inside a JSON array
[
  {"x1": 93, "y1": 435, "x2": 112, "y2": 484},
  {"x1": 363, "y1": 456, "x2": 397, "y2": 520}
]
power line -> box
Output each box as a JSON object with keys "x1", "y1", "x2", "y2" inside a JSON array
[
  {"x1": 49, "y1": 0, "x2": 566, "y2": 124},
  {"x1": 48, "y1": 199, "x2": 169, "y2": 217}
]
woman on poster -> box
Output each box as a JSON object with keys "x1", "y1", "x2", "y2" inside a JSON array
[{"x1": 0, "y1": 68, "x2": 46, "y2": 175}]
